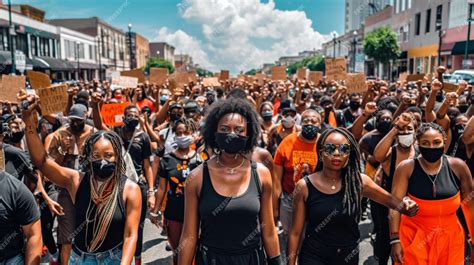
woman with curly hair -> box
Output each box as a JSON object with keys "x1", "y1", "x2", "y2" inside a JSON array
[
  {"x1": 20, "y1": 94, "x2": 141, "y2": 264},
  {"x1": 287, "y1": 128, "x2": 419, "y2": 265},
  {"x1": 178, "y1": 97, "x2": 282, "y2": 265}
]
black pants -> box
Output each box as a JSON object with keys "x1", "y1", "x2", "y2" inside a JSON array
[
  {"x1": 371, "y1": 200, "x2": 390, "y2": 265},
  {"x1": 299, "y1": 245, "x2": 359, "y2": 265},
  {"x1": 195, "y1": 244, "x2": 266, "y2": 265},
  {"x1": 40, "y1": 190, "x2": 58, "y2": 255},
  {"x1": 134, "y1": 180, "x2": 147, "y2": 257}
]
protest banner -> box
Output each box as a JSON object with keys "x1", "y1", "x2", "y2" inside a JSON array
[
  {"x1": 111, "y1": 76, "x2": 138, "y2": 88},
  {"x1": 149, "y1": 68, "x2": 169, "y2": 86},
  {"x1": 272, "y1": 66, "x2": 286, "y2": 80},
  {"x1": 0, "y1": 75, "x2": 25, "y2": 103},
  {"x1": 325, "y1": 57, "x2": 347, "y2": 81},
  {"x1": 398, "y1": 72, "x2": 408, "y2": 82},
  {"x1": 219, "y1": 70, "x2": 230, "y2": 81},
  {"x1": 309, "y1": 71, "x2": 323, "y2": 84},
  {"x1": 406, "y1": 74, "x2": 425, "y2": 82},
  {"x1": 188, "y1": 70, "x2": 198, "y2": 83},
  {"x1": 237, "y1": 75, "x2": 246, "y2": 81},
  {"x1": 443, "y1": 83, "x2": 458, "y2": 93},
  {"x1": 168, "y1": 72, "x2": 190, "y2": 91},
  {"x1": 100, "y1": 102, "x2": 130, "y2": 127},
  {"x1": 297, "y1": 68, "x2": 307, "y2": 80},
  {"x1": 203, "y1": 77, "x2": 221, "y2": 87},
  {"x1": 346, "y1": 73, "x2": 367, "y2": 93},
  {"x1": 27, "y1": 70, "x2": 51, "y2": 90},
  {"x1": 36, "y1": 84, "x2": 68, "y2": 115},
  {"x1": 255, "y1": 73, "x2": 266, "y2": 86},
  {"x1": 121, "y1": 68, "x2": 146, "y2": 83}
]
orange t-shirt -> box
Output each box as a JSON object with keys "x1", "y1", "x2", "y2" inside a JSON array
[{"x1": 274, "y1": 132, "x2": 318, "y2": 194}]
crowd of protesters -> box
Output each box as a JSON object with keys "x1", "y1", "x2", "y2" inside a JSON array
[{"x1": 0, "y1": 65, "x2": 473, "y2": 265}]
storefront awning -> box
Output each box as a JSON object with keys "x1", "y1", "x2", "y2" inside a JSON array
[
  {"x1": 37, "y1": 56, "x2": 75, "y2": 71},
  {"x1": 452, "y1": 40, "x2": 474, "y2": 56},
  {"x1": 78, "y1": 62, "x2": 100, "y2": 69}
]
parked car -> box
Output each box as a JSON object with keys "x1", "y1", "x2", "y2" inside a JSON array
[{"x1": 446, "y1": 70, "x2": 474, "y2": 85}]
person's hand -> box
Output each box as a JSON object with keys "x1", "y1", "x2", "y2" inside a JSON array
[
  {"x1": 138, "y1": 112, "x2": 148, "y2": 129},
  {"x1": 17, "y1": 90, "x2": 38, "y2": 118},
  {"x1": 67, "y1": 87, "x2": 79, "y2": 97},
  {"x1": 432, "y1": 79, "x2": 442, "y2": 91},
  {"x1": 400, "y1": 196, "x2": 419, "y2": 216},
  {"x1": 459, "y1": 80, "x2": 468, "y2": 91},
  {"x1": 401, "y1": 95, "x2": 411, "y2": 106},
  {"x1": 379, "y1": 86, "x2": 388, "y2": 96},
  {"x1": 91, "y1": 92, "x2": 102, "y2": 104},
  {"x1": 394, "y1": 113, "x2": 412, "y2": 129},
  {"x1": 436, "y1": 66, "x2": 446, "y2": 75},
  {"x1": 150, "y1": 211, "x2": 163, "y2": 228},
  {"x1": 391, "y1": 243, "x2": 404, "y2": 264},
  {"x1": 446, "y1": 92, "x2": 458, "y2": 101},
  {"x1": 364, "y1": 102, "x2": 377, "y2": 116},
  {"x1": 419, "y1": 87, "x2": 429, "y2": 96},
  {"x1": 46, "y1": 199, "x2": 65, "y2": 216},
  {"x1": 147, "y1": 193, "x2": 155, "y2": 210}
]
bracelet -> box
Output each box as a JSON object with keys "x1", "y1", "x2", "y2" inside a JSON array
[
  {"x1": 267, "y1": 255, "x2": 282, "y2": 265},
  {"x1": 390, "y1": 239, "x2": 401, "y2": 245},
  {"x1": 147, "y1": 189, "x2": 156, "y2": 195},
  {"x1": 149, "y1": 212, "x2": 159, "y2": 217}
]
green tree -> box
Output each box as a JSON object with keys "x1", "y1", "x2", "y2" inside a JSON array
[
  {"x1": 145, "y1": 58, "x2": 175, "y2": 73},
  {"x1": 363, "y1": 26, "x2": 401, "y2": 76},
  {"x1": 287, "y1": 54, "x2": 325, "y2": 74},
  {"x1": 245, "y1": 69, "x2": 257, "y2": 75},
  {"x1": 196, "y1": 67, "x2": 213, "y2": 77}
]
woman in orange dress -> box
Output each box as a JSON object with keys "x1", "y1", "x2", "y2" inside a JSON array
[{"x1": 389, "y1": 123, "x2": 474, "y2": 264}]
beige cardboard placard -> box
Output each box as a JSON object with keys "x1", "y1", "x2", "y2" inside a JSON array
[
  {"x1": 272, "y1": 66, "x2": 286, "y2": 80},
  {"x1": 406, "y1": 74, "x2": 425, "y2": 82},
  {"x1": 325, "y1": 58, "x2": 347, "y2": 81},
  {"x1": 149, "y1": 68, "x2": 169, "y2": 86},
  {"x1": 255, "y1": 73, "x2": 266, "y2": 86},
  {"x1": 203, "y1": 77, "x2": 221, "y2": 87},
  {"x1": 27, "y1": 71, "x2": 51, "y2": 90},
  {"x1": 309, "y1": 71, "x2": 323, "y2": 84},
  {"x1": 168, "y1": 72, "x2": 190, "y2": 91},
  {"x1": 0, "y1": 75, "x2": 25, "y2": 103},
  {"x1": 219, "y1": 70, "x2": 230, "y2": 81},
  {"x1": 346, "y1": 73, "x2": 367, "y2": 93},
  {"x1": 443, "y1": 83, "x2": 458, "y2": 93},
  {"x1": 188, "y1": 70, "x2": 198, "y2": 83},
  {"x1": 398, "y1": 72, "x2": 408, "y2": 82},
  {"x1": 111, "y1": 76, "x2": 138, "y2": 88},
  {"x1": 121, "y1": 69, "x2": 146, "y2": 83},
  {"x1": 37, "y1": 84, "x2": 68, "y2": 115},
  {"x1": 237, "y1": 75, "x2": 246, "y2": 81},
  {"x1": 297, "y1": 68, "x2": 307, "y2": 80}
]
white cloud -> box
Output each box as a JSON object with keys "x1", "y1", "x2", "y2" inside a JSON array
[{"x1": 158, "y1": 0, "x2": 332, "y2": 73}]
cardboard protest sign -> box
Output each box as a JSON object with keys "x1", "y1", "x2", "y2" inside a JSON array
[
  {"x1": 188, "y1": 70, "x2": 198, "y2": 83},
  {"x1": 203, "y1": 77, "x2": 221, "y2": 87},
  {"x1": 346, "y1": 73, "x2": 367, "y2": 93},
  {"x1": 168, "y1": 72, "x2": 190, "y2": 91},
  {"x1": 36, "y1": 84, "x2": 68, "y2": 115},
  {"x1": 0, "y1": 75, "x2": 25, "y2": 103},
  {"x1": 219, "y1": 70, "x2": 230, "y2": 81},
  {"x1": 100, "y1": 102, "x2": 130, "y2": 127},
  {"x1": 398, "y1": 72, "x2": 408, "y2": 82},
  {"x1": 272, "y1": 66, "x2": 286, "y2": 80},
  {"x1": 309, "y1": 71, "x2": 323, "y2": 84},
  {"x1": 325, "y1": 58, "x2": 347, "y2": 81},
  {"x1": 121, "y1": 69, "x2": 146, "y2": 83},
  {"x1": 237, "y1": 75, "x2": 246, "y2": 81},
  {"x1": 111, "y1": 76, "x2": 138, "y2": 88},
  {"x1": 255, "y1": 73, "x2": 266, "y2": 86},
  {"x1": 443, "y1": 83, "x2": 458, "y2": 93},
  {"x1": 406, "y1": 74, "x2": 425, "y2": 82},
  {"x1": 297, "y1": 68, "x2": 307, "y2": 80},
  {"x1": 149, "y1": 68, "x2": 169, "y2": 86},
  {"x1": 27, "y1": 71, "x2": 51, "y2": 90}
]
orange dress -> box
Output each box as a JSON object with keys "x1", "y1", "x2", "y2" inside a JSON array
[{"x1": 397, "y1": 193, "x2": 465, "y2": 265}]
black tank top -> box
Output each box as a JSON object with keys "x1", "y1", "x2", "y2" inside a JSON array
[
  {"x1": 382, "y1": 145, "x2": 419, "y2": 193},
  {"x1": 408, "y1": 156, "x2": 460, "y2": 200},
  {"x1": 467, "y1": 153, "x2": 474, "y2": 178},
  {"x1": 301, "y1": 176, "x2": 359, "y2": 251},
  {"x1": 74, "y1": 173, "x2": 126, "y2": 252},
  {"x1": 198, "y1": 161, "x2": 262, "y2": 253}
]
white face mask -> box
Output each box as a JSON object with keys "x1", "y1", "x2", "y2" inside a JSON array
[
  {"x1": 281, "y1": 116, "x2": 295, "y2": 129},
  {"x1": 175, "y1": 136, "x2": 193, "y2": 149},
  {"x1": 398, "y1": 134, "x2": 414, "y2": 147}
]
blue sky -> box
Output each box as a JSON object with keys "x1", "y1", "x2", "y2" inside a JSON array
[{"x1": 16, "y1": 0, "x2": 344, "y2": 72}]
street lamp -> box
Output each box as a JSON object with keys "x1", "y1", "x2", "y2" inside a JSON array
[
  {"x1": 465, "y1": 3, "x2": 474, "y2": 67},
  {"x1": 128, "y1": 23, "x2": 133, "y2": 69},
  {"x1": 332, "y1": 32, "x2": 337, "y2": 59},
  {"x1": 352, "y1": 30, "x2": 358, "y2": 72},
  {"x1": 75, "y1": 41, "x2": 80, "y2": 80},
  {"x1": 436, "y1": 22, "x2": 445, "y2": 67}
]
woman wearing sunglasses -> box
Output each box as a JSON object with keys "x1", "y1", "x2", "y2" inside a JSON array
[
  {"x1": 389, "y1": 123, "x2": 474, "y2": 264},
  {"x1": 287, "y1": 128, "x2": 419, "y2": 265}
]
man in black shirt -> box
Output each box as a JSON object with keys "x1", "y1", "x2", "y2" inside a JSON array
[
  {"x1": 342, "y1": 93, "x2": 363, "y2": 127},
  {"x1": 0, "y1": 171, "x2": 42, "y2": 264}
]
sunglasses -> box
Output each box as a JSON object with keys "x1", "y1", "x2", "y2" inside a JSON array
[{"x1": 322, "y1": 144, "x2": 351, "y2": 157}]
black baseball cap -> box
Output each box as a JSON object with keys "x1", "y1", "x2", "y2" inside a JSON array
[{"x1": 69, "y1": 104, "x2": 88, "y2": 120}]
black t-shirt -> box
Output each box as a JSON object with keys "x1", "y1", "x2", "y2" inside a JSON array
[
  {"x1": 364, "y1": 117, "x2": 376, "y2": 132},
  {"x1": 342, "y1": 107, "x2": 360, "y2": 127},
  {"x1": 360, "y1": 131, "x2": 385, "y2": 156},
  {"x1": 159, "y1": 152, "x2": 203, "y2": 222},
  {"x1": 4, "y1": 144, "x2": 33, "y2": 181},
  {"x1": 0, "y1": 171, "x2": 40, "y2": 260},
  {"x1": 115, "y1": 128, "x2": 152, "y2": 177}
]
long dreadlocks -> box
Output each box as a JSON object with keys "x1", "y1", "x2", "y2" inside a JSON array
[
  {"x1": 80, "y1": 130, "x2": 126, "y2": 252},
  {"x1": 316, "y1": 127, "x2": 363, "y2": 222}
]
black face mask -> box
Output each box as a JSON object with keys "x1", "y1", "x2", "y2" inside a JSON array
[
  {"x1": 92, "y1": 159, "x2": 116, "y2": 180},
  {"x1": 215, "y1": 133, "x2": 248, "y2": 154},
  {"x1": 419, "y1": 146, "x2": 444, "y2": 163},
  {"x1": 436, "y1": 92, "x2": 444, "y2": 102},
  {"x1": 170, "y1": 113, "x2": 182, "y2": 122},
  {"x1": 349, "y1": 101, "x2": 360, "y2": 110},
  {"x1": 10, "y1": 130, "x2": 24, "y2": 143},
  {"x1": 459, "y1": 104, "x2": 468, "y2": 114},
  {"x1": 70, "y1": 121, "x2": 86, "y2": 133},
  {"x1": 124, "y1": 118, "x2": 139, "y2": 131},
  {"x1": 301, "y1": 125, "x2": 319, "y2": 140},
  {"x1": 453, "y1": 124, "x2": 465, "y2": 136},
  {"x1": 376, "y1": 120, "x2": 392, "y2": 134}
]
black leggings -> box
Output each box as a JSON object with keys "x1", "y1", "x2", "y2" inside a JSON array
[
  {"x1": 195, "y1": 244, "x2": 267, "y2": 265},
  {"x1": 371, "y1": 200, "x2": 390, "y2": 265},
  {"x1": 298, "y1": 244, "x2": 359, "y2": 265},
  {"x1": 40, "y1": 191, "x2": 58, "y2": 255},
  {"x1": 134, "y1": 180, "x2": 148, "y2": 257}
]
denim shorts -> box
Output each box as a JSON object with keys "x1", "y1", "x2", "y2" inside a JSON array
[
  {"x1": 0, "y1": 254, "x2": 23, "y2": 265},
  {"x1": 69, "y1": 244, "x2": 134, "y2": 265}
]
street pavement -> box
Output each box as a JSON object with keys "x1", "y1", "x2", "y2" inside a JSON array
[{"x1": 142, "y1": 213, "x2": 383, "y2": 265}]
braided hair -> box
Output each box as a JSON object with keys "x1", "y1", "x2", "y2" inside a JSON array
[
  {"x1": 416, "y1": 122, "x2": 446, "y2": 140},
  {"x1": 316, "y1": 127, "x2": 363, "y2": 221}
]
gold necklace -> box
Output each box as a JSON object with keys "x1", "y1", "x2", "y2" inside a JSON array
[{"x1": 216, "y1": 155, "x2": 245, "y2": 175}]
